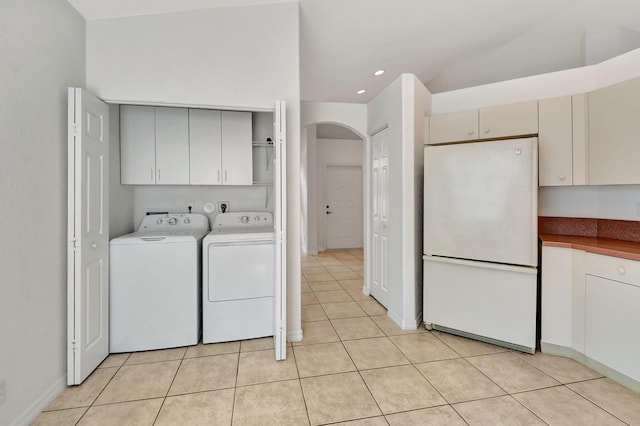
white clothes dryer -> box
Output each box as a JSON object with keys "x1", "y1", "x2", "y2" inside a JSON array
[
  {"x1": 203, "y1": 211, "x2": 275, "y2": 343},
  {"x1": 109, "y1": 213, "x2": 209, "y2": 353}
]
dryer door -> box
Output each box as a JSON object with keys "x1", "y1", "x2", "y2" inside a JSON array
[{"x1": 207, "y1": 241, "x2": 275, "y2": 302}]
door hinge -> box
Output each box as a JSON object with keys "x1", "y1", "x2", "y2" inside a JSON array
[
  {"x1": 71, "y1": 239, "x2": 79, "y2": 250},
  {"x1": 70, "y1": 340, "x2": 78, "y2": 352},
  {"x1": 70, "y1": 124, "x2": 79, "y2": 136}
]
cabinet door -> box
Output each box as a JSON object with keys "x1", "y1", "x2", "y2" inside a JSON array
[
  {"x1": 189, "y1": 109, "x2": 222, "y2": 185},
  {"x1": 539, "y1": 97, "x2": 573, "y2": 186},
  {"x1": 221, "y1": 111, "x2": 252, "y2": 185},
  {"x1": 479, "y1": 100, "x2": 538, "y2": 139},
  {"x1": 541, "y1": 246, "x2": 573, "y2": 347},
  {"x1": 588, "y1": 77, "x2": 640, "y2": 185},
  {"x1": 155, "y1": 107, "x2": 190, "y2": 185},
  {"x1": 120, "y1": 105, "x2": 156, "y2": 184},
  {"x1": 429, "y1": 109, "x2": 478, "y2": 144},
  {"x1": 585, "y1": 275, "x2": 640, "y2": 381}
]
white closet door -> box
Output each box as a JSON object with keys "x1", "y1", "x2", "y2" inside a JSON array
[
  {"x1": 189, "y1": 109, "x2": 222, "y2": 184},
  {"x1": 67, "y1": 88, "x2": 109, "y2": 385},
  {"x1": 155, "y1": 107, "x2": 189, "y2": 184},
  {"x1": 274, "y1": 101, "x2": 287, "y2": 360}
]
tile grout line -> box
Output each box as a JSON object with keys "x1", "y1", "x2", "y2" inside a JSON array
[{"x1": 151, "y1": 349, "x2": 187, "y2": 425}]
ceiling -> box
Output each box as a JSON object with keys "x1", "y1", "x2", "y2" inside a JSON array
[{"x1": 67, "y1": 0, "x2": 640, "y2": 103}]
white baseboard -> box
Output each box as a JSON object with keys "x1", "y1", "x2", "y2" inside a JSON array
[
  {"x1": 10, "y1": 374, "x2": 66, "y2": 426},
  {"x1": 287, "y1": 329, "x2": 303, "y2": 342},
  {"x1": 387, "y1": 309, "x2": 421, "y2": 330}
]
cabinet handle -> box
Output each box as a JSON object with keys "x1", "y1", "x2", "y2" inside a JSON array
[
  {"x1": 217, "y1": 170, "x2": 221, "y2": 183},
  {"x1": 559, "y1": 174, "x2": 566, "y2": 180},
  {"x1": 157, "y1": 169, "x2": 160, "y2": 182},
  {"x1": 467, "y1": 130, "x2": 474, "y2": 136},
  {"x1": 150, "y1": 168, "x2": 154, "y2": 182},
  {"x1": 618, "y1": 266, "x2": 626, "y2": 275},
  {"x1": 484, "y1": 128, "x2": 491, "y2": 134},
  {"x1": 225, "y1": 170, "x2": 228, "y2": 182}
]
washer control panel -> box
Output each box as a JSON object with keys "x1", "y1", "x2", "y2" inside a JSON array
[{"x1": 139, "y1": 213, "x2": 209, "y2": 232}]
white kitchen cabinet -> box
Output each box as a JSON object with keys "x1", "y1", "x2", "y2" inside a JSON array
[
  {"x1": 479, "y1": 100, "x2": 538, "y2": 140},
  {"x1": 541, "y1": 246, "x2": 574, "y2": 346},
  {"x1": 189, "y1": 109, "x2": 222, "y2": 185},
  {"x1": 220, "y1": 111, "x2": 252, "y2": 185},
  {"x1": 120, "y1": 106, "x2": 189, "y2": 185},
  {"x1": 155, "y1": 107, "x2": 189, "y2": 184},
  {"x1": 120, "y1": 105, "x2": 156, "y2": 184},
  {"x1": 588, "y1": 77, "x2": 640, "y2": 185},
  {"x1": 585, "y1": 253, "x2": 640, "y2": 382},
  {"x1": 429, "y1": 109, "x2": 478, "y2": 144},
  {"x1": 429, "y1": 101, "x2": 537, "y2": 145},
  {"x1": 539, "y1": 97, "x2": 573, "y2": 186}
]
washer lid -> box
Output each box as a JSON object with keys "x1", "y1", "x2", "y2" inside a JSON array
[{"x1": 111, "y1": 229, "x2": 208, "y2": 245}]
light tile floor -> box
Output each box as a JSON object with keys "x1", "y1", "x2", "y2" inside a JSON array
[{"x1": 33, "y1": 249, "x2": 640, "y2": 425}]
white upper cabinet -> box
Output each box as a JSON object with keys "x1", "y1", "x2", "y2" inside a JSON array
[
  {"x1": 120, "y1": 105, "x2": 156, "y2": 184},
  {"x1": 429, "y1": 101, "x2": 538, "y2": 145},
  {"x1": 121, "y1": 106, "x2": 189, "y2": 185},
  {"x1": 588, "y1": 77, "x2": 640, "y2": 185},
  {"x1": 189, "y1": 109, "x2": 222, "y2": 185},
  {"x1": 155, "y1": 107, "x2": 190, "y2": 185},
  {"x1": 221, "y1": 111, "x2": 252, "y2": 185},
  {"x1": 429, "y1": 110, "x2": 478, "y2": 144},
  {"x1": 479, "y1": 101, "x2": 538, "y2": 139},
  {"x1": 121, "y1": 106, "x2": 253, "y2": 186},
  {"x1": 538, "y1": 96, "x2": 573, "y2": 186}
]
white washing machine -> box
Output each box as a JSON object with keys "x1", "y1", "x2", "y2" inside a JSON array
[
  {"x1": 203, "y1": 211, "x2": 275, "y2": 343},
  {"x1": 109, "y1": 213, "x2": 209, "y2": 352}
]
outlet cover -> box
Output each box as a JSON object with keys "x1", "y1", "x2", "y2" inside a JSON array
[{"x1": 218, "y1": 201, "x2": 229, "y2": 212}]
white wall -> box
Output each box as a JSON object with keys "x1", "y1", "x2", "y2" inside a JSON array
[
  {"x1": 86, "y1": 2, "x2": 302, "y2": 340},
  {"x1": 431, "y1": 48, "x2": 640, "y2": 221},
  {"x1": 316, "y1": 139, "x2": 364, "y2": 251},
  {"x1": 367, "y1": 74, "x2": 430, "y2": 329},
  {"x1": 0, "y1": 2, "x2": 86, "y2": 424},
  {"x1": 108, "y1": 104, "x2": 135, "y2": 238}
]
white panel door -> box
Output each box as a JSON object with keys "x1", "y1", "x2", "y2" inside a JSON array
[
  {"x1": 273, "y1": 101, "x2": 287, "y2": 360},
  {"x1": 120, "y1": 105, "x2": 155, "y2": 184},
  {"x1": 221, "y1": 111, "x2": 252, "y2": 185},
  {"x1": 67, "y1": 88, "x2": 109, "y2": 385},
  {"x1": 155, "y1": 107, "x2": 190, "y2": 184},
  {"x1": 370, "y1": 128, "x2": 389, "y2": 308},
  {"x1": 424, "y1": 138, "x2": 538, "y2": 267},
  {"x1": 324, "y1": 165, "x2": 363, "y2": 249},
  {"x1": 189, "y1": 109, "x2": 222, "y2": 184}
]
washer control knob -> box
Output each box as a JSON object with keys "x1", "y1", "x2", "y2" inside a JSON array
[
  {"x1": 156, "y1": 218, "x2": 163, "y2": 225},
  {"x1": 184, "y1": 217, "x2": 191, "y2": 224},
  {"x1": 241, "y1": 216, "x2": 249, "y2": 223},
  {"x1": 255, "y1": 216, "x2": 260, "y2": 222},
  {"x1": 169, "y1": 217, "x2": 177, "y2": 225}
]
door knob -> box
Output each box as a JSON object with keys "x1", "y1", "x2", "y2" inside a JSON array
[{"x1": 91, "y1": 243, "x2": 97, "y2": 249}]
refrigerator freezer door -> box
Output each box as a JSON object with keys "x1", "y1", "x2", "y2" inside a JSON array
[
  {"x1": 424, "y1": 137, "x2": 538, "y2": 267},
  {"x1": 423, "y1": 255, "x2": 537, "y2": 352}
]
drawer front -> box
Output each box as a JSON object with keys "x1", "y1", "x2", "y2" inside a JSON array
[{"x1": 585, "y1": 252, "x2": 640, "y2": 287}]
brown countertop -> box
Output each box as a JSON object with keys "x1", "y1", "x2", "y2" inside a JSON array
[{"x1": 540, "y1": 234, "x2": 640, "y2": 262}]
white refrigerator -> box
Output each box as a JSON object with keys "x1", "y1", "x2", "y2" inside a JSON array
[{"x1": 423, "y1": 137, "x2": 538, "y2": 353}]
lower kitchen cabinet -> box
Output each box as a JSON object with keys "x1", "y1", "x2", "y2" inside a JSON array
[
  {"x1": 541, "y1": 246, "x2": 640, "y2": 388},
  {"x1": 585, "y1": 253, "x2": 640, "y2": 382}
]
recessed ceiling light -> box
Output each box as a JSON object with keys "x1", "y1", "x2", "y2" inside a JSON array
[
  {"x1": 357, "y1": 89, "x2": 366, "y2": 95},
  {"x1": 374, "y1": 69, "x2": 385, "y2": 76}
]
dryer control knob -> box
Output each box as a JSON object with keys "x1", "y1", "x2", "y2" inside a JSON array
[
  {"x1": 241, "y1": 216, "x2": 249, "y2": 223},
  {"x1": 169, "y1": 217, "x2": 178, "y2": 225},
  {"x1": 255, "y1": 216, "x2": 260, "y2": 221},
  {"x1": 184, "y1": 218, "x2": 191, "y2": 224},
  {"x1": 156, "y1": 218, "x2": 163, "y2": 225}
]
